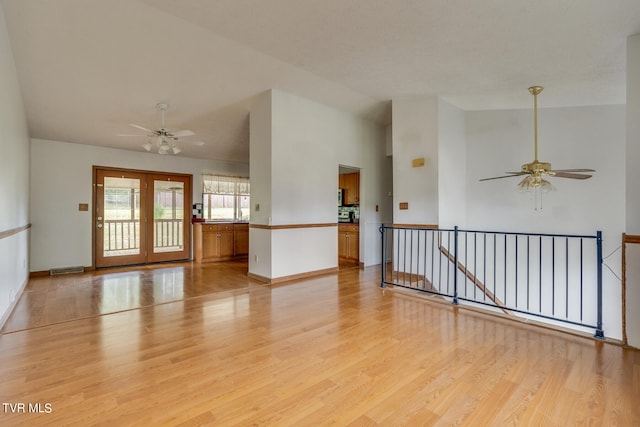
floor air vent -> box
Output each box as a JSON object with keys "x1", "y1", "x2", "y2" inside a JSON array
[{"x1": 50, "y1": 266, "x2": 85, "y2": 276}]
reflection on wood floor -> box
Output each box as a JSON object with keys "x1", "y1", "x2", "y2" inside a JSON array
[
  {"x1": 0, "y1": 261, "x2": 638, "y2": 425},
  {"x1": 1, "y1": 260, "x2": 257, "y2": 333}
]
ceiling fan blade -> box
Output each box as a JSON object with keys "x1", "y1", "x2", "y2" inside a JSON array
[
  {"x1": 552, "y1": 169, "x2": 595, "y2": 173},
  {"x1": 479, "y1": 172, "x2": 527, "y2": 181},
  {"x1": 170, "y1": 130, "x2": 195, "y2": 138},
  {"x1": 553, "y1": 172, "x2": 592, "y2": 179},
  {"x1": 191, "y1": 140, "x2": 206, "y2": 146},
  {"x1": 117, "y1": 133, "x2": 147, "y2": 137},
  {"x1": 129, "y1": 124, "x2": 153, "y2": 133}
]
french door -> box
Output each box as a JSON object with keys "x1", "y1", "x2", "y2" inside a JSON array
[{"x1": 94, "y1": 167, "x2": 192, "y2": 268}]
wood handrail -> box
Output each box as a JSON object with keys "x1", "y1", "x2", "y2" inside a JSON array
[
  {"x1": 0, "y1": 223, "x2": 31, "y2": 240},
  {"x1": 436, "y1": 231, "x2": 512, "y2": 315}
]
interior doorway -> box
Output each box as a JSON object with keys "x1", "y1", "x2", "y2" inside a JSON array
[
  {"x1": 93, "y1": 167, "x2": 192, "y2": 268},
  {"x1": 338, "y1": 165, "x2": 361, "y2": 269}
]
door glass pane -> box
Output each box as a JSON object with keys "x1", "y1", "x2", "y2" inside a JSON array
[
  {"x1": 103, "y1": 177, "x2": 141, "y2": 257},
  {"x1": 154, "y1": 180, "x2": 184, "y2": 253}
]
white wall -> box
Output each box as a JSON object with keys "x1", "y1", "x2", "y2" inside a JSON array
[
  {"x1": 0, "y1": 3, "x2": 30, "y2": 326},
  {"x1": 627, "y1": 34, "x2": 640, "y2": 234},
  {"x1": 625, "y1": 33, "x2": 640, "y2": 348},
  {"x1": 466, "y1": 105, "x2": 626, "y2": 339},
  {"x1": 249, "y1": 91, "x2": 273, "y2": 278},
  {"x1": 30, "y1": 139, "x2": 248, "y2": 271},
  {"x1": 392, "y1": 97, "x2": 439, "y2": 225},
  {"x1": 437, "y1": 99, "x2": 467, "y2": 228},
  {"x1": 626, "y1": 243, "x2": 640, "y2": 347},
  {"x1": 249, "y1": 89, "x2": 387, "y2": 280}
]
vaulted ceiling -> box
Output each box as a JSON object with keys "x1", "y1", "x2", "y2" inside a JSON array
[{"x1": 3, "y1": 0, "x2": 639, "y2": 162}]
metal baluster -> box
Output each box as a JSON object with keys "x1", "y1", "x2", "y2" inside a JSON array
[
  {"x1": 474, "y1": 232, "x2": 477, "y2": 300},
  {"x1": 580, "y1": 238, "x2": 583, "y2": 321},
  {"x1": 483, "y1": 233, "x2": 487, "y2": 302},
  {"x1": 552, "y1": 237, "x2": 555, "y2": 316},
  {"x1": 515, "y1": 234, "x2": 518, "y2": 309},
  {"x1": 493, "y1": 234, "x2": 497, "y2": 304},
  {"x1": 431, "y1": 230, "x2": 435, "y2": 291},
  {"x1": 539, "y1": 235, "x2": 542, "y2": 313},
  {"x1": 566, "y1": 237, "x2": 569, "y2": 319},
  {"x1": 504, "y1": 234, "x2": 507, "y2": 305},
  {"x1": 396, "y1": 228, "x2": 400, "y2": 284},
  {"x1": 527, "y1": 235, "x2": 530, "y2": 311},
  {"x1": 403, "y1": 228, "x2": 407, "y2": 284},
  {"x1": 447, "y1": 231, "x2": 451, "y2": 295},
  {"x1": 380, "y1": 225, "x2": 386, "y2": 288}
]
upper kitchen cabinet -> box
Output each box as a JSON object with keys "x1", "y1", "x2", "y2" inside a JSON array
[{"x1": 339, "y1": 172, "x2": 360, "y2": 205}]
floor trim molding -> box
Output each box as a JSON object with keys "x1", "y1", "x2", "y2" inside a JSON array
[{"x1": 248, "y1": 266, "x2": 339, "y2": 284}]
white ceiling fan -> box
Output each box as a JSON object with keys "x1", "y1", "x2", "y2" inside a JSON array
[{"x1": 118, "y1": 103, "x2": 202, "y2": 155}]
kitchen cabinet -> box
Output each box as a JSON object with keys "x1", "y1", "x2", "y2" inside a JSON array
[
  {"x1": 338, "y1": 224, "x2": 359, "y2": 262},
  {"x1": 194, "y1": 223, "x2": 248, "y2": 263},
  {"x1": 233, "y1": 223, "x2": 249, "y2": 256},
  {"x1": 339, "y1": 172, "x2": 359, "y2": 205}
]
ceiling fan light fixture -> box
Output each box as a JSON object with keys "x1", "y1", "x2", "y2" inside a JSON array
[
  {"x1": 120, "y1": 102, "x2": 197, "y2": 155},
  {"x1": 517, "y1": 175, "x2": 555, "y2": 193}
]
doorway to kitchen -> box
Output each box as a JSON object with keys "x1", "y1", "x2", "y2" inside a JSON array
[
  {"x1": 93, "y1": 166, "x2": 192, "y2": 268},
  {"x1": 338, "y1": 166, "x2": 360, "y2": 269}
]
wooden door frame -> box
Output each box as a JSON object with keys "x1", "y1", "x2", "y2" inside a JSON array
[
  {"x1": 146, "y1": 172, "x2": 192, "y2": 264},
  {"x1": 92, "y1": 166, "x2": 193, "y2": 269}
]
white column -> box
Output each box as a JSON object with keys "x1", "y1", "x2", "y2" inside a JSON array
[{"x1": 625, "y1": 34, "x2": 640, "y2": 348}]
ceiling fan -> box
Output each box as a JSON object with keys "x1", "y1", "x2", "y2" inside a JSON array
[
  {"x1": 479, "y1": 86, "x2": 595, "y2": 191},
  {"x1": 118, "y1": 103, "x2": 200, "y2": 155}
]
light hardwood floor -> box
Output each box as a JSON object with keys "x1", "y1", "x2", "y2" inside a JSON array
[{"x1": 0, "y1": 261, "x2": 638, "y2": 426}]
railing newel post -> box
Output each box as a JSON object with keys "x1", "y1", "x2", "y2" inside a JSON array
[{"x1": 594, "y1": 230, "x2": 604, "y2": 339}]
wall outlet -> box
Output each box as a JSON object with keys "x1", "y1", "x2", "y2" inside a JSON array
[{"x1": 254, "y1": 254, "x2": 258, "y2": 263}]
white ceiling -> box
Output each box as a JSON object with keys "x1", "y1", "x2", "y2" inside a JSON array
[{"x1": 3, "y1": 0, "x2": 639, "y2": 162}]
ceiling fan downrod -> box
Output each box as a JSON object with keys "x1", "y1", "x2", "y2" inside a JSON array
[
  {"x1": 157, "y1": 102, "x2": 169, "y2": 130},
  {"x1": 528, "y1": 86, "x2": 543, "y2": 162}
]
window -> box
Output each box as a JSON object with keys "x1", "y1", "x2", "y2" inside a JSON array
[{"x1": 202, "y1": 175, "x2": 250, "y2": 222}]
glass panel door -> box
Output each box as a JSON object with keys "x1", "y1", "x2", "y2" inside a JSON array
[
  {"x1": 153, "y1": 180, "x2": 184, "y2": 253},
  {"x1": 146, "y1": 174, "x2": 191, "y2": 263},
  {"x1": 95, "y1": 170, "x2": 147, "y2": 267}
]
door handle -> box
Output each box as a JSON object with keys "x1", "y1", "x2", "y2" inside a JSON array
[{"x1": 97, "y1": 223, "x2": 103, "y2": 228}]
